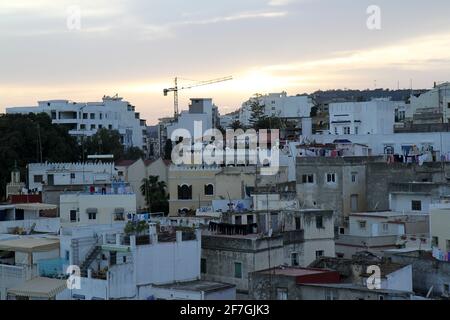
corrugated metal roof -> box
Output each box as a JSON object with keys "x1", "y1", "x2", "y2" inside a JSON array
[{"x1": 7, "y1": 277, "x2": 67, "y2": 298}]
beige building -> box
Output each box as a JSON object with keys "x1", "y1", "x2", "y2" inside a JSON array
[
  {"x1": 116, "y1": 158, "x2": 170, "y2": 211},
  {"x1": 430, "y1": 202, "x2": 450, "y2": 256},
  {"x1": 168, "y1": 165, "x2": 220, "y2": 215},
  {"x1": 60, "y1": 191, "x2": 136, "y2": 226}
]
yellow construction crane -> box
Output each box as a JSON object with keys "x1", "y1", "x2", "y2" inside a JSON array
[{"x1": 163, "y1": 76, "x2": 232, "y2": 119}]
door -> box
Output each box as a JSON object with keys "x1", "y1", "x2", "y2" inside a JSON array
[{"x1": 47, "y1": 174, "x2": 54, "y2": 186}]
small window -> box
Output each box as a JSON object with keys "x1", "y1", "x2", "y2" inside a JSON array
[
  {"x1": 33, "y1": 175, "x2": 43, "y2": 183},
  {"x1": 326, "y1": 173, "x2": 336, "y2": 183},
  {"x1": 411, "y1": 200, "x2": 422, "y2": 211},
  {"x1": 234, "y1": 262, "x2": 242, "y2": 279},
  {"x1": 123, "y1": 256, "x2": 127, "y2": 263},
  {"x1": 80, "y1": 124, "x2": 86, "y2": 130},
  {"x1": 447, "y1": 103, "x2": 450, "y2": 109},
  {"x1": 344, "y1": 127, "x2": 350, "y2": 135},
  {"x1": 359, "y1": 221, "x2": 367, "y2": 229},
  {"x1": 204, "y1": 184, "x2": 214, "y2": 196},
  {"x1": 98, "y1": 125, "x2": 102, "y2": 129},
  {"x1": 302, "y1": 174, "x2": 314, "y2": 184},
  {"x1": 351, "y1": 172, "x2": 358, "y2": 183},
  {"x1": 316, "y1": 216, "x2": 323, "y2": 229},
  {"x1": 83, "y1": 113, "x2": 88, "y2": 119},
  {"x1": 70, "y1": 210, "x2": 77, "y2": 222},
  {"x1": 70, "y1": 173, "x2": 75, "y2": 179},
  {"x1": 432, "y1": 236, "x2": 439, "y2": 247},
  {"x1": 178, "y1": 185, "x2": 192, "y2": 200},
  {"x1": 355, "y1": 127, "x2": 359, "y2": 134},
  {"x1": 291, "y1": 253, "x2": 299, "y2": 266},
  {"x1": 108, "y1": 124, "x2": 113, "y2": 130},
  {"x1": 316, "y1": 250, "x2": 324, "y2": 258},
  {"x1": 90, "y1": 113, "x2": 95, "y2": 119},
  {"x1": 88, "y1": 212, "x2": 97, "y2": 220},
  {"x1": 334, "y1": 127, "x2": 338, "y2": 135},
  {"x1": 382, "y1": 223, "x2": 389, "y2": 232},
  {"x1": 90, "y1": 124, "x2": 96, "y2": 130},
  {"x1": 235, "y1": 215, "x2": 242, "y2": 225},
  {"x1": 201, "y1": 258, "x2": 207, "y2": 274},
  {"x1": 65, "y1": 250, "x2": 70, "y2": 261},
  {"x1": 276, "y1": 288, "x2": 288, "y2": 300},
  {"x1": 247, "y1": 214, "x2": 254, "y2": 225}
]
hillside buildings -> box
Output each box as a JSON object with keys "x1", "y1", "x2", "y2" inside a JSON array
[{"x1": 6, "y1": 95, "x2": 148, "y2": 152}]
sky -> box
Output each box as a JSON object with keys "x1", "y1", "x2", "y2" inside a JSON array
[{"x1": 1, "y1": 0, "x2": 450, "y2": 125}]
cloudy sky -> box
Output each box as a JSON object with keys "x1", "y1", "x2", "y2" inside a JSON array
[{"x1": 1, "y1": 0, "x2": 450, "y2": 124}]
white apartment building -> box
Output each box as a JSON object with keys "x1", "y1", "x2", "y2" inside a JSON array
[
  {"x1": 27, "y1": 162, "x2": 117, "y2": 192},
  {"x1": 239, "y1": 92, "x2": 313, "y2": 126},
  {"x1": 166, "y1": 98, "x2": 214, "y2": 142},
  {"x1": 59, "y1": 184, "x2": 136, "y2": 226},
  {"x1": 410, "y1": 82, "x2": 450, "y2": 122},
  {"x1": 329, "y1": 99, "x2": 402, "y2": 135},
  {"x1": 6, "y1": 95, "x2": 148, "y2": 151}
]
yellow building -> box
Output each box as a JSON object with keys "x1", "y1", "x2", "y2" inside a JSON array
[{"x1": 430, "y1": 203, "x2": 450, "y2": 255}]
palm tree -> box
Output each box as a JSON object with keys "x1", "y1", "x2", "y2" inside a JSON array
[{"x1": 141, "y1": 175, "x2": 169, "y2": 214}]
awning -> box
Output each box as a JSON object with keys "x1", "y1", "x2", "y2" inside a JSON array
[
  {"x1": 86, "y1": 208, "x2": 98, "y2": 214},
  {"x1": 7, "y1": 277, "x2": 67, "y2": 299},
  {"x1": 15, "y1": 203, "x2": 57, "y2": 211},
  {"x1": 114, "y1": 208, "x2": 125, "y2": 214}
]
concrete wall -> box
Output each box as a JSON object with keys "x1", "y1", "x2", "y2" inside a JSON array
[{"x1": 201, "y1": 235, "x2": 284, "y2": 293}]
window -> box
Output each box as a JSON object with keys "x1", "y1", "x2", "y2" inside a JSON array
[
  {"x1": 325, "y1": 290, "x2": 335, "y2": 300},
  {"x1": 88, "y1": 212, "x2": 97, "y2": 220},
  {"x1": 355, "y1": 127, "x2": 359, "y2": 134},
  {"x1": 247, "y1": 215, "x2": 254, "y2": 225},
  {"x1": 359, "y1": 221, "x2": 367, "y2": 229},
  {"x1": 80, "y1": 124, "x2": 86, "y2": 130},
  {"x1": 204, "y1": 184, "x2": 214, "y2": 196},
  {"x1": 344, "y1": 127, "x2": 350, "y2": 135},
  {"x1": 70, "y1": 173, "x2": 75, "y2": 179},
  {"x1": 382, "y1": 223, "x2": 389, "y2": 232},
  {"x1": 384, "y1": 145, "x2": 394, "y2": 155},
  {"x1": 90, "y1": 124, "x2": 96, "y2": 130},
  {"x1": 234, "y1": 262, "x2": 242, "y2": 279},
  {"x1": 98, "y1": 125, "x2": 102, "y2": 129},
  {"x1": 110, "y1": 251, "x2": 116, "y2": 265},
  {"x1": 295, "y1": 217, "x2": 301, "y2": 230},
  {"x1": 201, "y1": 258, "x2": 207, "y2": 274},
  {"x1": 33, "y1": 175, "x2": 43, "y2": 183},
  {"x1": 326, "y1": 173, "x2": 336, "y2": 183},
  {"x1": 235, "y1": 215, "x2": 242, "y2": 225},
  {"x1": 123, "y1": 256, "x2": 127, "y2": 263},
  {"x1": 70, "y1": 210, "x2": 77, "y2": 222},
  {"x1": 316, "y1": 216, "x2": 324, "y2": 229},
  {"x1": 83, "y1": 113, "x2": 88, "y2": 119},
  {"x1": 276, "y1": 288, "x2": 288, "y2": 300},
  {"x1": 316, "y1": 250, "x2": 324, "y2": 258},
  {"x1": 411, "y1": 200, "x2": 422, "y2": 211},
  {"x1": 351, "y1": 172, "x2": 358, "y2": 183},
  {"x1": 291, "y1": 253, "x2": 299, "y2": 266},
  {"x1": 177, "y1": 185, "x2": 192, "y2": 200},
  {"x1": 301, "y1": 174, "x2": 314, "y2": 184},
  {"x1": 432, "y1": 236, "x2": 439, "y2": 247},
  {"x1": 90, "y1": 113, "x2": 95, "y2": 119},
  {"x1": 108, "y1": 124, "x2": 113, "y2": 130},
  {"x1": 99, "y1": 113, "x2": 103, "y2": 119},
  {"x1": 448, "y1": 103, "x2": 450, "y2": 109},
  {"x1": 118, "y1": 171, "x2": 124, "y2": 177},
  {"x1": 65, "y1": 250, "x2": 70, "y2": 261}
]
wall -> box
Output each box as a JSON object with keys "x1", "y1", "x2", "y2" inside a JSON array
[
  {"x1": 430, "y1": 204, "x2": 450, "y2": 253},
  {"x1": 0, "y1": 218, "x2": 60, "y2": 234},
  {"x1": 201, "y1": 235, "x2": 284, "y2": 292}
]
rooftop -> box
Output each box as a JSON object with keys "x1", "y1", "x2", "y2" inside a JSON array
[
  {"x1": 0, "y1": 237, "x2": 59, "y2": 252},
  {"x1": 258, "y1": 267, "x2": 334, "y2": 277},
  {"x1": 153, "y1": 280, "x2": 235, "y2": 293}
]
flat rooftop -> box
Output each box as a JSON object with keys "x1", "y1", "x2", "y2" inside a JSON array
[
  {"x1": 258, "y1": 267, "x2": 333, "y2": 277},
  {"x1": 349, "y1": 211, "x2": 428, "y2": 218},
  {"x1": 0, "y1": 237, "x2": 59, "y2": 252},
  {"x1": 153, "y1": 280, "x2": 235, "y2": 293}
]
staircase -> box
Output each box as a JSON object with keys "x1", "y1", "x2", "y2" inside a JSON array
[{"x1": 80, "y1": 245, "x2": 102, "y2": 277}]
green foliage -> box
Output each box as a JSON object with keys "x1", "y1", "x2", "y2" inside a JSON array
[
  {"x1": 123, "y1": 146, "x2": 145, "y2": 160},
  {"x1": 83, "y1": 128, "x2": 124, "y2": 160},
  {"x1": 124, "y1": 220, "x2": 149, "y2": 236},
  {"x1": 140, "y1": 175, "x2": 169, "y2": 214},
  {"x1": 248, "y1": 94, "x2": 266, "y2": 127},
  {"x1": 0, "y1": 113, "x2": 80, "y2": 200},
  {"x1": 230, "y1": 120, "x2": 245, "y2": 130},
  {"x1": 164, "y1": 139, "x2": 173, "y2": 161}
]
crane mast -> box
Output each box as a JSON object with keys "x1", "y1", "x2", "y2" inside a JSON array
[{"x1": 163, "y1": 76, "x2": 232, "y2": 119}]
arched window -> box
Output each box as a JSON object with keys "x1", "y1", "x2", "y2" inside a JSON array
[
  {"x1": 204, "y1": 184, "x2": 214, "y2": 196},
  {"x1": 178, "y1": 184, "x2": 192, "y2": 200}
]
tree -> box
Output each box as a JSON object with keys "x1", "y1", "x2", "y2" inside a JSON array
[
  {"x1": 123, "y1": 146, "x2": 145, "y2": 160},
  {"x1": 230, "y1": 120, "x2": 244, "y2": 130},
  {"x1": 248, "y1": 94, "x2": 266, "y2": 128},
  {"x1": 164, "y1": 139, "x2": 173, "y2": 161},
  {"x1": 83, "y1": 128, "x2": 124, "y2": 159},
  {"x1": 140, "y1": 175, "x2": 169, "y2": 214},
  {"x1": 0, "y1": 113, "x2": 80, "y2": 200},
  {"x1": 124, "y1": 220, "x2": 149, "y2": 236}
]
